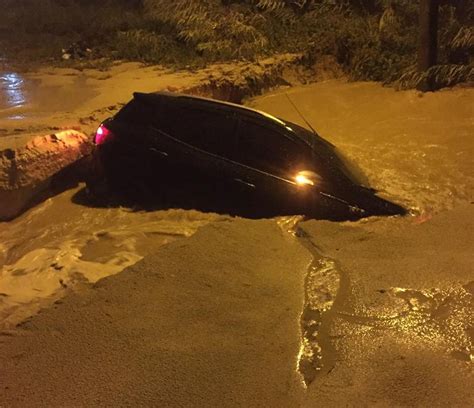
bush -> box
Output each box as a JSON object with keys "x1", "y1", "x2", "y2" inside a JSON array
[
  {"x1": 0, "y1": 0, "x2": 143, "y2": 61},
  {"x1": 1, "y1": 0, "x2": 472, "y2": 89},
  {"x1": 395, "y1": 63, "x2": 474, "y2": 90},
  {"x1": 142, "y1": 0, "x2": 270, "y2": 60}
]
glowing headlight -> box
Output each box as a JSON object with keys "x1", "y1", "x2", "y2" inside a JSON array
[
  {"x1": 295, "y1": 173, "x2": 314, "y2": 186},
  {"x1": 295, "y1": 170, "x2": 319, "y2": 187}
]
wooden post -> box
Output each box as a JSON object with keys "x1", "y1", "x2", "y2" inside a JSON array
[{"x1": 418, "y1": 0, "x2": 439, "y2": 71}]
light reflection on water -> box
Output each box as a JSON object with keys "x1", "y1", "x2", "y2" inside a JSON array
[
  {"x1": 0, "y1": 68, "x2": 100, "y2": 125},
  {"x1": 1, "y1": 72, "x2": 26, "y2": 108}
]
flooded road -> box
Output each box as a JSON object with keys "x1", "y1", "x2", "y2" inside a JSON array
[
  {"x1": 0, "y1": 60, "x2": 273, "y2": 132},
  {"x1": 0, "y1": 70, "x2": 99, "y2": 122},
  {"x1": 4, "y1": 80, "x2": 472, "y2": 330},
  {"x1": 1, "y1": 79, "x2": 473, "y2": 406}
]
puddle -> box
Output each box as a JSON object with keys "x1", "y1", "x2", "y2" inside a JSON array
[
  {"x1": 280, "y1": 213, "x2": 474, "y2": 386},
  {"x1": 334, "y1": 285, "x2": 474, "y2": 363}
]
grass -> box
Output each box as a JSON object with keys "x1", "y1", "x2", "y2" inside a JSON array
[{"x1": 1, "y1": 0, "x2": 472, "y2": 90}]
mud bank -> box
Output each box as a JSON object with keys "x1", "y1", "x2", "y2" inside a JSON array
[
  {"x1": 0, "y1": 54, "x2": 312, "y2": 220},
  {"x1": 0, "y1": 130, "x2": 91, "y2": 220}
]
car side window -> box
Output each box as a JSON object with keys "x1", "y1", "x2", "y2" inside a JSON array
[
  {"x1": 159, "y1": 106, "x2": 236, "y2": 158},
  {"x1": 235, "y1": 119, "x2": 310, "y2": 178}
]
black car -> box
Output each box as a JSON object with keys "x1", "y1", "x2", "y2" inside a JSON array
[{"x1": 87, "y1": 91, "x2": 406, "y2": 220}]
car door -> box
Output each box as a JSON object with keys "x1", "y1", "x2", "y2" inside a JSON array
[
  {"x1": 230, "y1": 115, "x2": 315, "y2": 212},
  {"x1": 145, "y1": 101, "x2": 241, "y2": 192}
]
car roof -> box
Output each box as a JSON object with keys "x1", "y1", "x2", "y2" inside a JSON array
[
  {"x1": 133, "y1": 91, "x2": 329, "y2": 150},
  {"x1": 134, "y1": 91, "x2": 293, "y2": 130}
]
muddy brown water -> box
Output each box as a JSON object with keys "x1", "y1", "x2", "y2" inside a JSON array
[
  {"x1": 0, "y1": 79, "x2": 473, "y2": 387},
  {"x1": 249, "y1": 81, "x2": 474, "y2": 214},
  {"x1": 0, "y1": 69, "x2": 98, "y2": 122}
]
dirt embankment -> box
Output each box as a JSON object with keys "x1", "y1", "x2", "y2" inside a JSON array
[
  {"x1": 0, "y1": 54, "x2": 326, "y2": 221},
  {"x1": 0, "y1": 131, "x2": 91, "y2": 220}
]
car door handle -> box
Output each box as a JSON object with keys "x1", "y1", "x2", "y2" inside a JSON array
[
  {"x1": 149, "y1": 147, "x2": 168, "y2": 157},
  {"x1": 234, "y1": 178, "x2": 256, "y2": 189}
]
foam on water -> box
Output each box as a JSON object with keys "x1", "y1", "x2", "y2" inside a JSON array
[{"x1": 0, "y1": 186, "x2": 225, "y2": 328}]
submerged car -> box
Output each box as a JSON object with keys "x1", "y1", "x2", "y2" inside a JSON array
[{"x1": 87, "y1": 91, "x2": 406, "y2": 220}]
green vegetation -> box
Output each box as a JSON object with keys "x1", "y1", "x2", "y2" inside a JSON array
[{"x1": 1, "y1": 0, "x2": 472, "y2": 89}]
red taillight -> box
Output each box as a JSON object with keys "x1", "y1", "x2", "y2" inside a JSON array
[{"x1": 95, "y1": 124, "x2": 114, "y2": 145}]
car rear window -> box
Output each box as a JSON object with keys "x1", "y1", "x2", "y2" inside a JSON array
[
  {"x1": 115, "y1": 99, "x2": 155, "y2": 123},
  {"x1": 116, "y1": 97, "x2": 237, "y2": 159}
]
